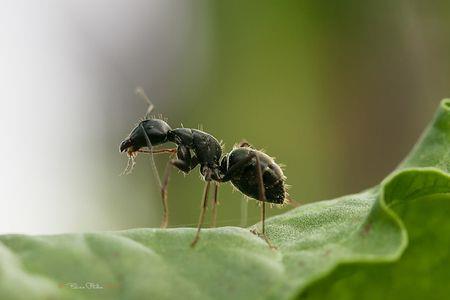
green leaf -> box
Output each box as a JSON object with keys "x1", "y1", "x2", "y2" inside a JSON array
[{"x1": 1, "y1": 100, "x2": 449, "y2": 300}]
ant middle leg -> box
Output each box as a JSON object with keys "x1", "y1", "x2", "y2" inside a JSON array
[
  {"x1": 131, "y1": 147, "x2": 180, "y2": 228},
  {"x1": 191, "y1": 170, "x2": 212, "y2": 247}
]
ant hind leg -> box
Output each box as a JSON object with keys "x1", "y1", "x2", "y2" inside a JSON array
[{"x1": 254, "y1": 154, "x2": 277, "y2": 250}]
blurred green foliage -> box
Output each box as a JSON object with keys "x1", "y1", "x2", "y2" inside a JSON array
[{"x1": 134, "y1": 0, "x2": 449, "y2": 228}]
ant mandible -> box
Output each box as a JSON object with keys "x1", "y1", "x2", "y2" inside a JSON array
[{"x1": 120, "y1": 88, "x2": 294, "y2": 248}]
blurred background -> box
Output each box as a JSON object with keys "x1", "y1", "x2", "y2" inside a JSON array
[{"x1": 0, "y1": 0, "x2": 449, "y2": 234}]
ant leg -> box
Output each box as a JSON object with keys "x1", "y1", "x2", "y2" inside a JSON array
[
  {"x1": 140, "y1": 124, "x2": 162, "y2": 188},
  {"x1": 254, "y1": 154, "x2": 276, "y2": 249},
  {"x1": 255, "y1": 155, "x2": 266, "y2": 235},
  {"x1": 138, "y1": 148, "x2": 177, "y2": 155},
  {"x1": 140, "y1": 123, "x2": 168, "y2": 227},
  {"x1": 191, "y1": 171, "x2": 212, "y2": 247},
  {"x1": 173, "y1": 145, "x2": 197, "y2": 172},
  {"x1": 160, "y1": 158, "x2": 173, "y2": 229},
  {"x1": 211, "y1": 183, "x2": 219, "y2": 227},
  {"x1": 221, "y1": 152, "x2": 275, "y2": 248},
  {"x1": 160, "y1": 147, "x2": 199, "y2": 228},
  {"x1": 240, "y1": 197, "x2": 248, "y2": 227}
]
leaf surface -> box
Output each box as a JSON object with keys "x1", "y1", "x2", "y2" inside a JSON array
[{"x1": 1, "y1": 100, "x2": 449, "y2": 300}]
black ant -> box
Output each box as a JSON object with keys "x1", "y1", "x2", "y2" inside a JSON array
[{"x1": 120, "y1": 88, "x2": 295, "y2": 247}]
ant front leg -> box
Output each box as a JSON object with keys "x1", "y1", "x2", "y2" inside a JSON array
[
  {"x1": 138, "y1": 148, "x2": 177, "y2": 155},
  {"x1": 172, "y1": 145, "x2": 198, "y2": 173},
  {"x1": 160, "y1": 145, "x2": 198, "y2": 228},
  {"x1": 211, "y1": 183, "x2": 219, "y2": 228}
]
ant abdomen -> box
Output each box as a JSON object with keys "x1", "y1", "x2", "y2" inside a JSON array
[{"x1": 224, "y1": 147, "x2": 286, "y2": 204}]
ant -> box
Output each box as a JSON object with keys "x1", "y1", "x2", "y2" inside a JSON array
[{"x1": 120, "y1": 88, "x2": 295, "y2": 248}]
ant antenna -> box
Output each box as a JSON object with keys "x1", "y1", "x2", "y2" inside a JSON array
[
  {"x1": 141, "y1": 123, "x2": 162, "y2": 188},
  {"x1": 134, "y1": 86, "x2": 163, "y2": 188},
  {"x1": 135, "y1": 86, "x2": 154, "y2": 118}
]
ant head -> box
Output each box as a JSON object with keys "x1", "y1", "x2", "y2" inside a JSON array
[{"x1": 120, "y1": 119, "x2": 172, "y2": 153}]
